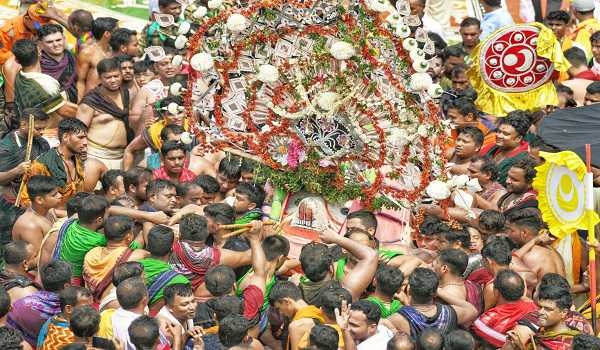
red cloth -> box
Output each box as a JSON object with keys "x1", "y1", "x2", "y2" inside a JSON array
[
  {"x1": 152, "y1": 166, "x2": 196, "y2": 183},
  {"x1": 573, "y1": 70, "x2": 600, "y2": 81},
  {"x1": 241, "y1": 285, "x2": 264, "y2": 320},
  {"x1": 467, "y1": 267, "x2": 494, "y2": 287},
  {"x1": 479, "y1": 140, "x2": 529, "y2": 158},
  {"x1": 472, "y1": 300, "x2": 537, "y2": 347}
]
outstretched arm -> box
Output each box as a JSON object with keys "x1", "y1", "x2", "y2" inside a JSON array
[
  {"x1": 320, "y1": 228, "x2": 378, "y2": 301},
  {"x1": 245, "y1": 221, "x2": 267, "y2": 293},
  {"x1": 436, "y1": 287, "x2": 478, "y2": 325}
]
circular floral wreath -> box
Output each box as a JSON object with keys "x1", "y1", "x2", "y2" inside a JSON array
[{"x1": 183, "y1": 0, "x2": 448, "y2": 209}]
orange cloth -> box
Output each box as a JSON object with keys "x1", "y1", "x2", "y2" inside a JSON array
[
  {"x1": 293, "y1": 305, "x2": 324, "y2": 322},
  {"x1": 298, "y1": 323, "x2": 345, "y2": 349},
  {"x1": 0, "y1": 16, "x2": 34, "y2": 65}
]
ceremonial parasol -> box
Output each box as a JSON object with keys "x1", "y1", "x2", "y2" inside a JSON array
[{"x1": 538, "y1": 104, "x2": 600, "y2": 167}]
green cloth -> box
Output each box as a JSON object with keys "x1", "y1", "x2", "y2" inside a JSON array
[
  {"x1": 366, "y1": 296, "x2": 402, "y2": 318},
  {"x1": 14, "y1": 72, "x2": 64, "y2": 117},
  {"x1": 336, "y1": 249, "x2": 403, "y2": 280},
  {"x1": 59, "y1": 220, "x2": 107, "y2": 277},
  {"x1": 378, "y1": 249, "x2": 403, "y2": 263},
  {"x1": 235, "y1": 269, "x2": 276, "y2": 312},
  {"x1": 139, "y1": 258, "x2": 190, "y2": 305},
  {"x1": 234, "y1": 209, "x2": 263, "y2": 225},
  {"x1": 335, "y1": 257, "x2": 347, "y2": 281},
  {"x1": 130, "y1": 241, "x2": 142, "y2": 250}
]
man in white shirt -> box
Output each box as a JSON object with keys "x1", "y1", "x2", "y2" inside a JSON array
[
  {"x1": 157, "y1": 283, "x2": 196, "y2": 339},
  {"x1": 344, "y1": 300, "x2": 395, "y2": 350}
]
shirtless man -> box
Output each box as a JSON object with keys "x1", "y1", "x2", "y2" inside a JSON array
[
  {"x1": 77, "y1": 57, "x2": 130, "y2": 170},
  {"x1": 76, "y1": 17, "x2": 118, "y2": 101},
  {"x1": 434, "y1": 248, "x2": 483, "y2": 314},
  {"x1": 506, "y1": 209, "x2": 566, "y2": 281},
  {"x1": 129, "y1": 47, "x2": 179, "y2": 133},
  {"x1": 447, "y1": 127, "x2": 483, "y2": 175},
  {"x1": 0, "y1": 240, "x2": 39, "y2": 302},
  {"x1": 67, "y1": 10, "x2": 94, "y2": 52},
  {"x1": 12, "y1": 175, "x2": 62, "y2": 254}
]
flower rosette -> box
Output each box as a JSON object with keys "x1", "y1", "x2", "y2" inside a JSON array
[{"x1": 184, "y1": 0, "x2": 447, "y2": 208}]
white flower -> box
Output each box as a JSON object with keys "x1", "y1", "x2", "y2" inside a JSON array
[
  {"x1": 192, "y1": 6, "x2": 207, "y2": 18},
  {"x1": 385, "y1": 13, "x2": 401, "y2": 26},
  {"x1": 178, "y1": 21, "x2": 191, "y2": 36},
  {"x1": 207, "y1": 0, "x2": 222, "y2": 9},
  {"x1": 448, "y1": 174, "x2": 469, "y2": 189},
  {"x1": 412, "y1": 59, "x2": 429, "y2": 73},
  {"x1": 190, "y1": 52, "x2": 214, "y2": 71},
  {"x1": 466, "y1": 178, "x2": 483, "y2": 193},
  {"x1": 170, "y1": 82, "x2": 184, "y2": 96},
  {"x1": 417, "y1": 125, "x2": 428, "y2": 138},
  {"x1": 426, "y1": 180, "x2": 451, "y2": 200},
  {"x1": 174, "y1": 35, "x2": 188, "y2": 49},
  {"x1": 409, "y1": 72, "x2": 433, "y2": 91},
  {"x1": 389, "y1": 128, "x2": 410, "y2": 148},
  {"x1": 395, "y1": 24, "x2": 411, "y2": 38},
  {"x1": 167, "y1": 102, "x2": 180, "y2": 115},
  {"x1": 256, "y1": 64, "x2": 279, "y2": 83},
  {"x1": 317, "y1": 92, "x2": 340, "y2": 111},
  {"x1": 226, "y1": 13, "x2": 249, "y2": 32},
  {"x1": 427, "y1": 84, "x2": 443, "y2": 98},
  {"x1": 330, "y1": 41, "x2": 355, "y2": 60},
  {"x1": 366, "y1": 0, "x2": 389, "y2": 12},
  {"x1": 261, "y1": 125, "x2": 272, "y2": 133},
  {"x1": 453, "y1": 189, "x2": 473, "y2": 210},
  {"x1": 409, "y1": 48, "x2": 425, "y2": 61},
  {"x1": 402, "y1": 38, "x2": 417, "y2": 51},
  {"x1": 171, "y1": 54, "x2": 183, "y2": 67},
  {"x1": 180, "y1": 132, "x2": 193, "y2": 144}
]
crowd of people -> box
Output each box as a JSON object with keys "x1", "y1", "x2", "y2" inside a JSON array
[{"x1": 0, "y1": 0, "x2": 598, "y2": 349}]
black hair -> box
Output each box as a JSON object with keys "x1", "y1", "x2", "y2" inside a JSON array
[
  {"x1": 41, "y1": 260, "x2": 72, "y2": 292},
  {"x1": 179, "y1": 213, "x2": 209, "y2": 242},
  {"x1": 573, "y1": 333, "x2": 600, "y2": 350},
  {"x1": 195, "y1": 175, "x2": 220, "y2": 194},
  {"x1": 457, "y1": 127, "x2": 484, "y2": 147},
  {"x1": 350, "y1": 300, "x2": 381, "y2": 325},
  {"x1": 68, "y1": 9, "x2": 93, "y2": 32},
  {"x1": 441, "y1": 227, "x2": 471, "y2": 250},
  {"x1": 481, "y1": 236, "x2": 512, "y2": 266},
  {"x1": 203, "y1": 203, "x2": 235, "y2": 225},
  {"x1": 511, "y1": 157, "x2": 538, "y2": 183},
  {"x1": 160, "y1": 140, "x2": 186, "y2": 157},
  {"x1": 481, "y1": 0, "x2": 501, "y2": 6},
  {"x1": 321, "y1": 287, "x2": 352, "y2": 319},
  {"x1": 146, "y1": 179, "x2": 176, "y2": 197},
  {"x1": 240, "y1": 159, "x2": 257, "y2": 174},
  {"x1": 460, "y1": 17, "x2": 480, "y2": 28},
  {"x1": 61, "y1": 344, "x2": 86, "y2": 350},
  {"x1": 309, "y1": 324, "x2": 339, "y2": 350},
  {"x1": 116, "y1": 277, "x2": 147, "y2": 309},
  {"x1": 129, "y1": 315, "x2": 160, "y2": 350},
  {"x1": 77, "y1": 194, "x2": 108, "y2": 225},
  {"x1": 133, "y1": 60, "x2": 153, "y2": 74},
  {"x1": 91, "y1": 17, "x2": 118, "y2": 40},
  {"x1": 470, "y1": 156, "x2": 499, "y2": 181},
  {"x1": 439, "y1": 249, "x2": 469, "y2": 276},
  {"x1": 408, "y1": 268, "x2": 439, "y2": 304},
  {"x1": 112, "y1": 261, "x2": 143, "y2": 287},
  {"x1": 0, "y1": 327, "x2": 24, "y2": 350},
  {"x1": 159, "y1": 0, "x2": 180, "y2": 7},
  {"x1": 163, "y1": 283, "x2": 193, "y2": 306},
  {"x1": 347, "y1": 210, "x2": 378, "y2": 231},
  {"x1": 419, "y1": 215, "x2": 449, "y2": 236},
  {"x1": 66, "y1": 192, "x2": 92, "y2": 217},
  {"x1": 262, "y1": 235, "x2": 290, "y2": 261},
  {"x1": 12, "y1": 39, "x2": 38, "y2": 67},
  {"x1": 219, "y1": 315, "x2": 251, "y2": 347},
  {"x1": 97, "y1": 57, "x2": 121, "y2": 76},
  {"x1": 59, "y1": 286, "x2": 91, "y2": 313},
  {"x1": 3, "y1": 240, "x2": 29, "y2": 265},
  {"x1": 539, "y1": 273, "x2": 570, "y2": 291},
  {"x1": 70, "y1": 305, "x2": 100, "y2": 338},
  {"x1": 27, "y1": 175, "x2": 59, "y2": 201},
  {"x1": 109, "y1": 28, "x2": 136, "y2": 52},
  {"x1": 300, "y1": 243, "x2": 332, "y2": 282},
  {"x1": 478, "y1": 210, "x2": 505, "y2": 233},
  {"x1": 556, "y1": 84, "x2": 574, "y2": 96},
  {"x1": 103, "y1": 215, "x2": 133, "y2": 242},
  {"x1": 537, "y1": 285, "x2": 572, "y2": 310},
  {"x1": 160, "y1": 124, "x2": 185, "y2": 142},
  {"x1": 124, "y1": 167, "x2": 152, "y2": 191},
  {"x1": 100, "y1": 169, "x2": 125, "y2": 193},
  {"x1": 375, "y1": 264, "x2": 404, "y2": 297},
  {"x1": 20, "y1": 107, "x2": 49, "y2": 121},
  {"x1": 447, "y1": 97, "x2": 478, "y2": 119},
  {"x1": 147, "y1": 225, "x2": 174, "y2": 257},
  {"x1": 564, "y1": 47, "x2": 588, "y2": 68},
  {"x1": 494, "y1": 269, "x2": 525, "y2": 301},
  {"x1": 204, "y1": 295, "x2": 244, "y2": 324},
  {"x1": 506, "y1": 209, "x2": 542, "y2": 233},
  {"x1": 58, "y1": 118, "x2": 87, "y2": 141},
  {"x1": 38, "y1": 23, "x2": 64, "y2": 39},
  {"x1": 269, "y1": 280, "x2": 303, "y2": 304},
  {"x1": 0, "y1": 287, "x2": 10, "y2": 319},
  {"x1": 218, "y1": 156, "x2": 242, "y2": 180},
  {"x1": 417, "y1": 329, "x2": 444, "y2": 350},
  {"x1": 498, "y1": 112, "x2": 532, "y2": 137},
  {"x1": 444, "y1": 330, "x2": 475, "y2": 350},
  {"x1": 427, "y1": 32, "x2": 447, "y2": 56},
  {"x1": 587, "y1": 81, "x2": 600, "y2": 95},
  {"x1": 235, "y1": 182, "x2": 265, "y2": 208},
  {"x1": 205, "y1": 265, "x2": 236, "y2": 296},
  {"x1": 545, "y1": 10, "x2": 570, "y2": 24},
  {"x1": 450, "y1": 64, "x2": 468, "y2": 79},
  {"x1": 442, "y1": 45, "x2": 465, "y2": 60}
]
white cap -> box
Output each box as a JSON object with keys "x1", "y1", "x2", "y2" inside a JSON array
[{"x1": 572, "y1": 0, "x2": 595, "y2": 12}]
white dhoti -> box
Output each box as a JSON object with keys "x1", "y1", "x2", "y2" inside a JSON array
[{"x1": 87, "y1": 140, "x2": 124, "y2": 170}]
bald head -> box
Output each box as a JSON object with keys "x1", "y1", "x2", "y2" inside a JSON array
[
  {"x1": 388, "y1": 333, "x2": 415, "y2": 350},
  {"x1": 68, "y1": 10, "x2": 93, "y2": 37}
]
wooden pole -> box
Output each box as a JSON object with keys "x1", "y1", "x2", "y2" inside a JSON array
[{"x1": 14, "y1": 114, "x2": 34, "y2": 207}]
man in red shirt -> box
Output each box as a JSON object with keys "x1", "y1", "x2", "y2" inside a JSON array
[{"x1": 152, "y1": 140, "x2": 196, "y2": 184}]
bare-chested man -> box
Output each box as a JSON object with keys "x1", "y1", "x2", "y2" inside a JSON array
[
  {"x1": 77, "y1": 57, "x2": 131, "y2": 170},
  {"x1": 506, "y1": 209, "x2": 566, "y2": 281},
  {"x1": 434, "y1": 248, "x2": 483, "y2": 314},
  {"x1": 67, "y1": 9, "x2": 94, "y2": 53},
  {"x1": 0, "y1": 240, "x2": 39, "y2": 302},
  {"x1": 12, "y1": 175, "x2": 62, "y2": 254},
  {"x1": 76, "y1": 17, "x2": 118, "y2": 101}
]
